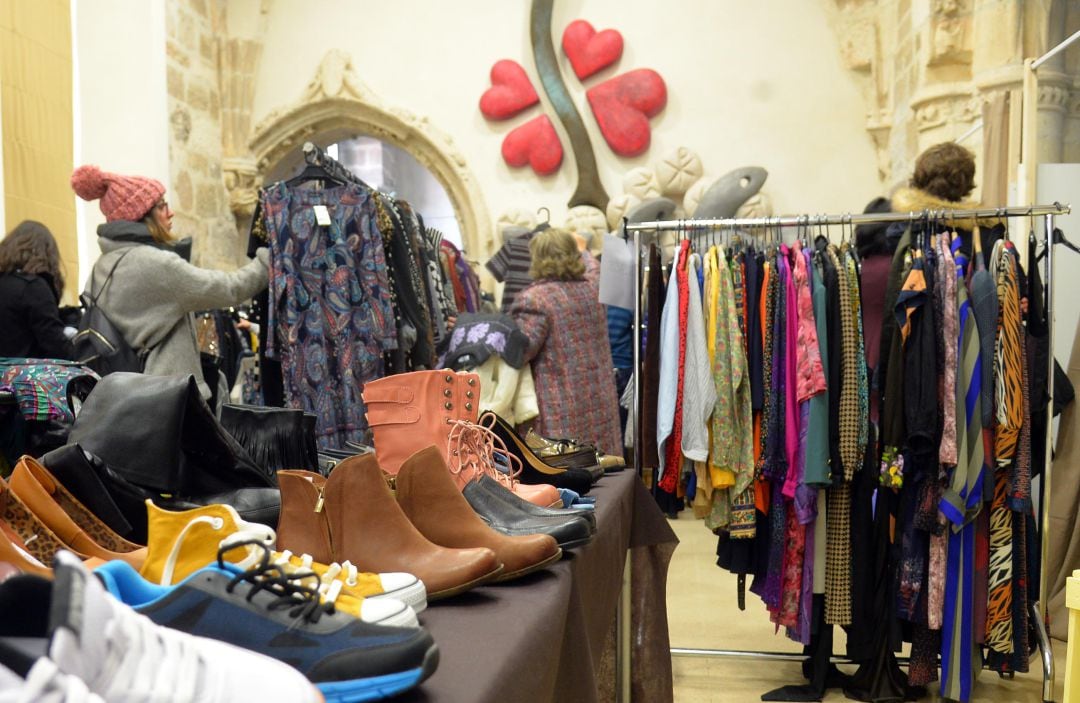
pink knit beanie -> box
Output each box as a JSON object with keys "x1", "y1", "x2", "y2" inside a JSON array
[{"x1": 70, "y1": 165, "x2": 166, "y2": 223}]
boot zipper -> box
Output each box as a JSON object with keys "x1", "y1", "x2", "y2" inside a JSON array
[{"x1": 314, "y1": 486, "x2": 325, "y2": 513}]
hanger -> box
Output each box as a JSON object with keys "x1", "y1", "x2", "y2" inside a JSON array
[
  {"x1": 287, "y1": 142, "x2": 358, "y2": 188},
  {"x1": 537, "y1": 207, "x2": 551, "y2": 225},
  {"x1": 285, "y1": 162, "x2": 348, "y2": 188},
  {"x1": 1038, "y1": 227, "x2": 1080, "y2": 260}
]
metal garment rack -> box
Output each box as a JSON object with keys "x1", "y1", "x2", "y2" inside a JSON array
[{"x1": 620, "y1": 202, "x2": 1071, "y2": 702}]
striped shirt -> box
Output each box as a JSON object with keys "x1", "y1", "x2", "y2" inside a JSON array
[{"x1": 486, "y1": 230, "x2": 539, "y2": 312}]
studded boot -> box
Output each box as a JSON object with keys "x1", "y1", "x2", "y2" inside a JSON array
[{"x1": 363, "y1": 370, "x2": 561, "y2": 507}]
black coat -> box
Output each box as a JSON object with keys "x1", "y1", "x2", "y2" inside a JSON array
[{"x1": 0, "y1": 272, "x2": 74, "y2": 359}]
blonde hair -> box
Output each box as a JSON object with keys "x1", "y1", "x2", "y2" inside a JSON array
[{"x1": 529, "y1": 228, "x2": 585, "y2": 281}]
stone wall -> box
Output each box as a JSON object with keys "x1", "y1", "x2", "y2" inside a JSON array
[
  {"x1": 827, "y1": 0, "x2": 1080, "y2": 203},
  {"x1": 166, "y1": 0, "x2": 239, "y2": 269}
]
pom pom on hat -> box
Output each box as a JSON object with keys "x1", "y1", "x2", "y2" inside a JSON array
[
  {"x1": 71, "y1": 165, "x2": 109, "y2": 201},
  {"x1": 70, "y1": 165, "x2": 166, "y2": 223}
]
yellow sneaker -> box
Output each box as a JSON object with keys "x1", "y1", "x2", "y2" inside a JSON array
[{"x1": 139, "y1": 501, "x2": 426, "y2": 625}]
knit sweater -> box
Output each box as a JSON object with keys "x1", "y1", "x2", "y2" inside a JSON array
[{"x1": 86, "y1": 222, "x2": 268, "y2": 398}]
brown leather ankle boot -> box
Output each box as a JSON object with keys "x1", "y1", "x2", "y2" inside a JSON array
[
  {"x1": 277, "y1": 454, "x2": 503, "y2": 600},
  {"x1": 364, "y1": 370, "x2": 561, "y2": 507},
  {"x1": 276, "y1": 470, "x2": 334, "y2": 564},
  {"x1": 395, "y1": 446, "x2": 561, "y2": 582}
]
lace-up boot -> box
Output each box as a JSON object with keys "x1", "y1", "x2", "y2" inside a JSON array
[{"x1": 363, "y1": 370, "x2": 561, "y2": 506}]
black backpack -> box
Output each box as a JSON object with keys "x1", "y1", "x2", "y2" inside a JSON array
[{"x1": 73, "y1": 249, "x2": 146, "y2": 375}]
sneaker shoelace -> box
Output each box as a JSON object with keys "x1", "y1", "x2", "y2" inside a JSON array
[
  {"x1": 159, "y1": 514, "x2": 368, "y2": 609},
  {"x1": 267, "y1": 550, "x2": 362, "y2": 606},
  {"x1": 445, "y1": 417, "x2": 523, "y2": 489},
  {"x1": 217, "y1": 541, "x2": 335, "y2": 624},
  {"x1": 18, "y1": 659, "x2": 103, "y2": 703},
  {"x1": 97, "y1": 598, "x2": 204, "y2": 701}
]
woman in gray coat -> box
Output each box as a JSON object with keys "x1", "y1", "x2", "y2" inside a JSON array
[{"x1": 72, "y1": 165, "x2": 268, "y2": 400}]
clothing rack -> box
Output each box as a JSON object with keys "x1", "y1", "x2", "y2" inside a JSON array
[{"x1": 620, "y1": 202, "x2": 1071, "y2": 703}]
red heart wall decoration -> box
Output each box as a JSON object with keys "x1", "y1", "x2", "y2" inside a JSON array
[
  {"x1": 501, "y1": 115, "x2": 563, "y2": 176},
  {"x1": 479, "y1": 59, "x2": 539, "y2": 120},
  {"x1": 561, "y1": 20, "x2": 623, "y2": 80},
  {"x1": 586, "y1": 69, "x2": 667, "y2": 157}
]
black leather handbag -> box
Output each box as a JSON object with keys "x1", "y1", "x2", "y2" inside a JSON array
[
  {"x1": 73, "y1": 249, "x2": 147, "y2": 376},
  {"x1": 41, "y1": 443, "x2": 280, "y2": 543},
  {"x1": 68, "y1": 373, "x2": 276, "y2": 495}
]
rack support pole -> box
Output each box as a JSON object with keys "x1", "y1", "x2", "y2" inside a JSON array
[{"x1": 1039, "y1": 212, "x2": 1057, "y2": 702}]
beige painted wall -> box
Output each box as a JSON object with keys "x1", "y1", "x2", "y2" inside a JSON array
[{"x1": 247, "y1": 0, "x2": 884, "y2": 248}]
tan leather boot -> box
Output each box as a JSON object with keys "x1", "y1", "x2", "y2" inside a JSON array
[
  {"x1": 395, "y1": 446, "x2": 561, "y2": 582},
  {"x1": 276, "y1": 470, "x2": 334, "y2": 565},
  {"x1": 364, "y1": 370, "x2": 561, "y2": 507},
  {"x1": 277, "y1": 455, "x2": 503, "y2": 600}
]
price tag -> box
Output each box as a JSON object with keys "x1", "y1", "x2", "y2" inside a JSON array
[{"x1": 313, "y1": 205, "x2": 331, "y2": 226}]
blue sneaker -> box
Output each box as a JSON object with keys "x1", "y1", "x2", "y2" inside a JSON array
[{"x1": 95, "y1": 542, "x2": 439, "y2": 702}]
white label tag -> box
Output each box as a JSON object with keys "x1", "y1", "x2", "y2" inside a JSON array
[{"x1": 313, "y1": 205, "x2": 331, "y2": 226}]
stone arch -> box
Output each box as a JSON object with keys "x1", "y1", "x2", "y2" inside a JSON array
[{"x1": 246, "y1": 50, "x2": 492, "y2": 258}]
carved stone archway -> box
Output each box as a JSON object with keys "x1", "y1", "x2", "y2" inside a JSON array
[{"x1": 245, "y1": 50, "x2": 492, "y2": 258}]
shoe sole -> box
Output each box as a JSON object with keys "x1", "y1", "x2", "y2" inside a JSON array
[
  {"x1": 370, "y1": 579, "x2": 428, "y2": 614},
  {"x1": 559, "y1": 535, "x2": 592, "y2": 550},
  {"x1": 371, "y1": 605, "x2": 419, "y2": 628},
  {"x1": 426, "y1": 564, "x2": 504, "y2": 601},
  {"x1": 492, "y1": 548, "x2": 563, "y2": 582},
  {"x1": 317, "y1": 643, "x2": 439, "y2": 702}
]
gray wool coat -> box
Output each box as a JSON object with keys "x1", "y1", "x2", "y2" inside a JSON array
[{"x1": 85, "y1": 221, "x2": 268, "y2": 398}]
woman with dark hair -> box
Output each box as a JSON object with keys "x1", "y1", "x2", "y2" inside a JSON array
[{"x1": 0, "y1": 220, "x2": 74, "y2": 359}]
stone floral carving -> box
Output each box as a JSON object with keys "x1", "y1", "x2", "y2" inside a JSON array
[
  {"x1": 564, "y1": 205, "x2": 609, "y2": 253},
  {"x1": 497, "y1": 207, "x2": 538, "y2": 233},
  {"x1": 622, "y1": 167, "x2": 661, "y2": 200},
  {"x1": 605, "y1": 193, "x2": 642, "y2": 230},
  {"x1": 654, "y1": 147, "x2": 704, "y2": 197},
  {"x1": 929, "y1": 0, "x2": 972, "y2": 66},
  {"x1": 682, "y1": 175, "x2": 711, "y2": 217},
  {"x1": 223, "y1": 157, "x2": 260, "y2": 219}
]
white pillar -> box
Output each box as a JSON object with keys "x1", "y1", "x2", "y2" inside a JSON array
[{"x1": 72, "y1": 0, "x2": 169, "y2": 290}]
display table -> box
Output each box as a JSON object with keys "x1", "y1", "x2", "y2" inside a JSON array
[{"x1": 397, "y1": 469, "x2": 678, "y2": 703}]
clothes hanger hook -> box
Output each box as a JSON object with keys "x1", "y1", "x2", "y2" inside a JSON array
[{"x1": 537, "y1": 207, "x2": 550, "y2": 224}]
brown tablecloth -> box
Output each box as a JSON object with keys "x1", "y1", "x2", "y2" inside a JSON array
[{"x1": 396, "y1": 470, "x2": 678, "y2": 703}]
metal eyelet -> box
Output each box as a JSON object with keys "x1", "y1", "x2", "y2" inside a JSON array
[
  {"x1": 445, "y1": 374, "x2": 453, "y2": 383},
  {"x1": 444, "y1": 389, "x2": 452, "y2": 397},
  {"x1": 466, "y1": 378, "x2": 476, "y2": 386},
  {"x1": 465, "y1": 402, "x2": 473, "y2": 411},
  {"x1": 444, "y1": 401, "x2": 453, "y2": 410},
  {"x1": 466, "y1": 391, "x2": 474, "y2": 398}
]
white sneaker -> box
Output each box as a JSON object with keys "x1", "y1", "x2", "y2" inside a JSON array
[
  {"x1": 0, "y1": 658, "x2": 104, "y2": 703},
  {"x1": 0, "y1": 551, "x2": 323, "y2": 703}
]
